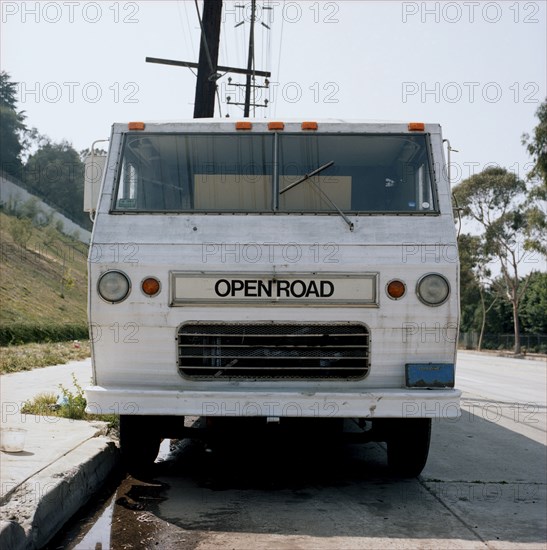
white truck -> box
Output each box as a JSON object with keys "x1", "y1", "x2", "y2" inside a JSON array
[{"x1": 84, "y1": 119, "x2": 461, "y2": 476}]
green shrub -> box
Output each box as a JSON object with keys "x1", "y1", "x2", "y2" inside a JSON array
[{"x1": 0, "y1": 323, "x2": 88, "y2": 346}]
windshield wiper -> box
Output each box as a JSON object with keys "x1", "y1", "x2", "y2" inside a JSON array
[
  {"x1": 279, "y1": 160, "x2": 354, "y2": 231},
  {"x1": 279, "y1": 160, "x2": 334, "y2": 195}
]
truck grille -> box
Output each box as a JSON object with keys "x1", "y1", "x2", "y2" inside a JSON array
[{"x1": 177, "y1": 322, "x2": 370, "y2": 380}]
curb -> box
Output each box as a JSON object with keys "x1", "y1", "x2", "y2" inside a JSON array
[{"x1": 0, "y1": 437, "x2": 120, "y2": 550}]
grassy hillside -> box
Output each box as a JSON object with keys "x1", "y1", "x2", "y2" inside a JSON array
[{"x1": 0, "y1": 210, "x2": 89, "y2": 344}]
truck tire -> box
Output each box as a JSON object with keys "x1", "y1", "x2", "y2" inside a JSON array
[
  {"x1": 385, "y1": 418, "x2": 432, "y2": 477},
  {"x1": 119, "y1": 415, "x2": 162, "y2": 476}
]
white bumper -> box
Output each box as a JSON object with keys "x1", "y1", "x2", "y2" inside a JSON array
[{"x1": 85, "y1": 387, "x2": 461, "y2": 418}]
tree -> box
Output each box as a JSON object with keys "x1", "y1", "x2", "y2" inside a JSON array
[
  {"x1": 484, "y1": 283, "x2": 514, "y2": 341},
  {"x1": 0, "y1": 71, "x2": 27, "y2": 179},
  {"x1": 457, "y1": 233, "x2": 500, "y2": 351},
  {"x1": 522, "y1": 99, "x2": 547, "y2": 187},
  {"x1": 24, "y1": 140, "x2": 89, "y2": 229},
  {"x1": 519, "y1": 272, "x2": 547, "y2": 335},
  {"x1": 457, "y1": 233, "x2": 481, "y2": 333},
  {"x1": 0, "y1": 71, "x2": 18, "y2": 108},
  {"x1": 522, "y1": 99, "x2": 547, "y2": 255},
  {"x1": 453, "y1": 167, "x2": 534, "y2": 355}
]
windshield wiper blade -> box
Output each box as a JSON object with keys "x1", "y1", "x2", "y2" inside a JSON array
[
  {"x1": 279, "y1": 161, "x2": 354, "y2": 231},
  {"x1": 279, "y1": 161, "x2": 335, "y2": 195}
]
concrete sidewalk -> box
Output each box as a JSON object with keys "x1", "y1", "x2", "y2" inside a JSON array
[{"x1": 0, "y1": 359, "x2": 119, "y2": 550}]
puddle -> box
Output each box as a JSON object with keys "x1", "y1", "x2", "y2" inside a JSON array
[
  {"x1": 74, "y1": 495, "x2": 115, "y2": 549},
  {"x1": 50, "y1": 439, "x2": 176, "y2": 549}
]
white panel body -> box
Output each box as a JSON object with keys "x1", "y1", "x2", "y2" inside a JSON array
[{"x1": 86, "y1": 120, "x2": 460, "y2": 418}]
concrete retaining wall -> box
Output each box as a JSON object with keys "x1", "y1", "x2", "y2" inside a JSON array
[{"x1": 0, "y1": 176, "x2": 91, "y2": 244}]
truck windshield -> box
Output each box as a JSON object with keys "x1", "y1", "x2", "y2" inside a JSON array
[{"x1": 113, "y1": 133, "x2": 436, "y2": 214}]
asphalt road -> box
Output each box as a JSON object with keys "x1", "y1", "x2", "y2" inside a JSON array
[
  {"x1": 457, "y1": 351, "x2": 547, "y2": 407},
  {"x1": 51, "y1": 351, "x2": 546, "y2": 550},
  {"x1": 457, "y1": 351, "x2": 547, "y2": 440}
]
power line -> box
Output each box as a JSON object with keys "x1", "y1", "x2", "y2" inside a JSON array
[
  {"x1": 227, "y1": 1, "x2": 271, "y2": 117},
  {"x1": 146, "y1": 1, "x2": 271, "y2": 118},
  {"x1": 179, "y1": 1, "x2": 196, "y2": 62},
  {"x1": 194, "y1": 0, "x2": 216, "y2": 75},
  {"x1": 274, "y1": 1, "x2": 285, "y2": 117}
]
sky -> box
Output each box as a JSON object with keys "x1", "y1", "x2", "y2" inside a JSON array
[{"x1": 1, "y1": 0, "x2": 546, "y2": 189}]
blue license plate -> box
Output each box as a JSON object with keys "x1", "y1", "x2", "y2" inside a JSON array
[{"x1": 405, "y1": 363, "x2": 455, "y2": 388}]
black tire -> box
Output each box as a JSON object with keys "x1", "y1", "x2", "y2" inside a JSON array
[
  {"x1": 119, "y1": 415, "x2": 162, "y2": 476},
  {"x1": 385, "y1": 418, "x2": 432, "y2": 477}
]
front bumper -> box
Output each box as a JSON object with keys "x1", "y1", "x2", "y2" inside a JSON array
[{"x1": 85, "y1": 387, "x2": 461, "y2": 418}]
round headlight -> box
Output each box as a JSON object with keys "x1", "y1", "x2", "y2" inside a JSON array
[
  {"x1": 416, "y1": 273, "x2": 450, "y2": 306},
  {"x1": 97, "y1": 270, "x2": 131, "y2": 303}
]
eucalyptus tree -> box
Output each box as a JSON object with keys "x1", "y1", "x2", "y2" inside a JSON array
[
  {"x1": 453, "y1": 167, "x2": 535, "y2": 354},
  {"x1": 522, "y1": 99, "x2": 547, "y2": 255}
]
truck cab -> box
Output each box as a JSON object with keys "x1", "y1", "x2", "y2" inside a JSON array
[{"x1": 85, "y1": 119, "x2": 461, "y2": 476}]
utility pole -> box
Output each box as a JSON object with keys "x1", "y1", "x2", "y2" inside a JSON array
[
  {"x1": 243, "y1": 0, "x2": 256, "y2": 117},
  {"x1": 146, "y1": 0, "x2": 271, "y2": 118},
  {"x1": 193, "y1": 0, "x2": 223, "y2": 118}
]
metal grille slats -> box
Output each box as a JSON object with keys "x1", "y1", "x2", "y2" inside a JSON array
[{"x1": 177, "y1": 323, "x2": 369, "y2": 380}]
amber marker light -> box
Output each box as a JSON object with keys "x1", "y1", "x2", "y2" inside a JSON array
[
  {"x1": 301, "y1": 121, "x2": 318, "y2": 131},
  {"x1": 141, "y1": 277, "x2": 161, "y2": 297},
  {"x1": 128, "y1": 122, "x2": 145, "y2": 131},
  {"x1": 386, "y1": 279, "x2": 406, "y2": 300},
  {"x1": 408, "y1": 122, "x2": 425, "y2": 132},
  {"x1": 236, "y1": 121, "x2": 252, "y2": 130},
  {"x1": 268, "y1": 121, "x2": 285, "y2": 131}
]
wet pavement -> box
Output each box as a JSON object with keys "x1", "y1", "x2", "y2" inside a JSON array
[{"x1": 49, "y1": 408, "x2": 546, "y2": 550}]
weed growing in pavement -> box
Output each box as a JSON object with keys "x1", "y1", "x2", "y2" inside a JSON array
[
  {"x1": 21, "y1": 373, "x2": 119, "y2": 431},
  {"x1": 20, "y1": 392, "x2": 58, "y2": 416},
  {"x1": 58, "y1": 373, "x2": 87, "y2": 420}
]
